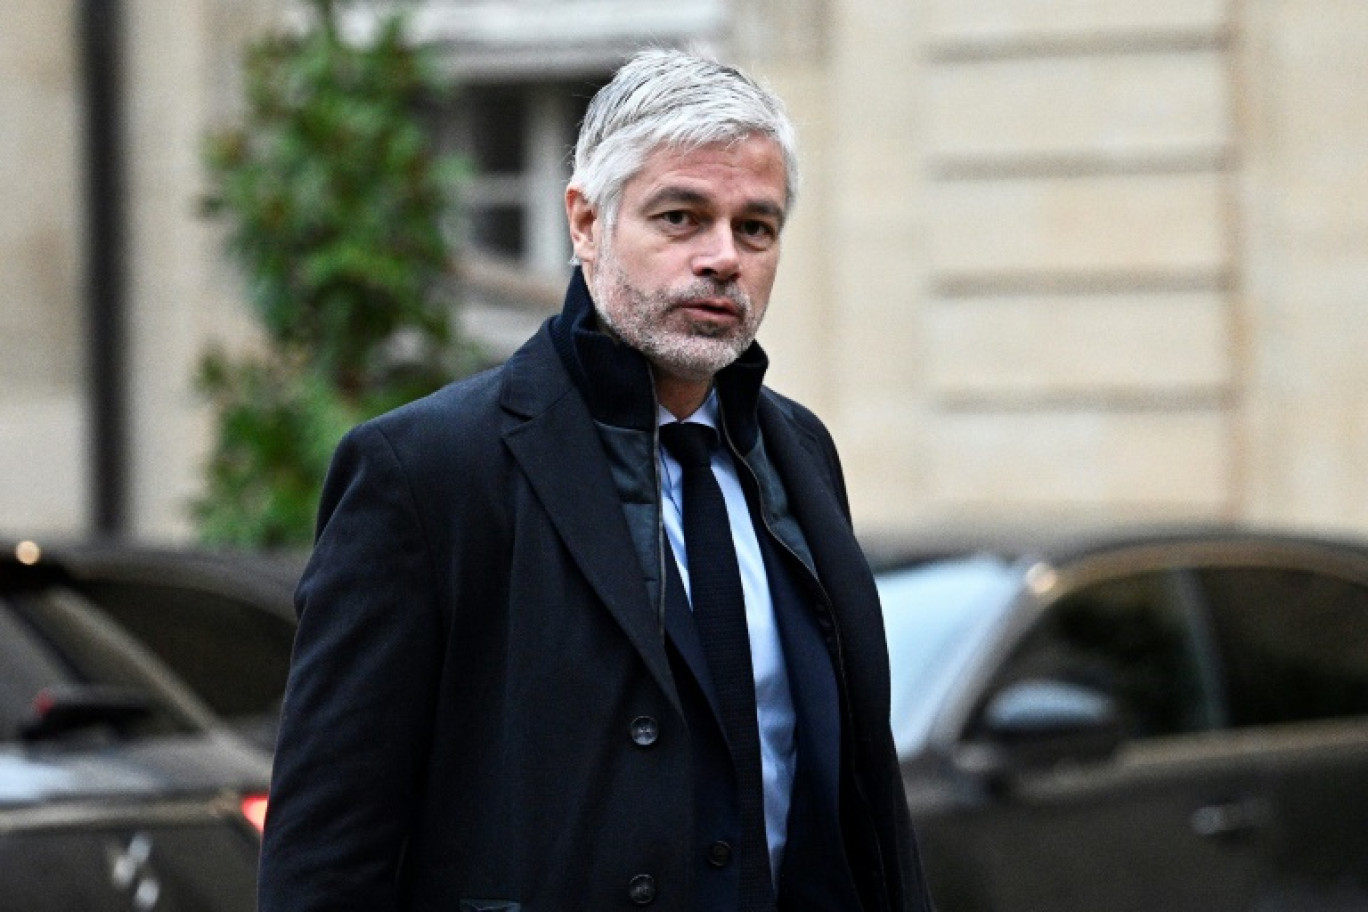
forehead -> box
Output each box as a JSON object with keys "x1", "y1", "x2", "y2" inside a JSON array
[{"x1": 624, "y1": 135, "x2": 788, "y2": 210}]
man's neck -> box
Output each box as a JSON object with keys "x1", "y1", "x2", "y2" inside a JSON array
[{"x1": 655, "y1": 372, "x2": 713, "y2": 420}]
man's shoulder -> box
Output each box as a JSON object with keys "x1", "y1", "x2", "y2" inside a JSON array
[
  {"x1": 363, "y1": 324, "x2": 566, "y2": 441},
  {"x1": 758, "y1": 386, "x2": 830, "y2": 437},
  {"x1": 366, "y1": 365, "x2": 506, "y2": 439}
]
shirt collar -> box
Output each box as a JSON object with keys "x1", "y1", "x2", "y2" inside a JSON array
[{"x1": 657, "y1": 388, "x2": 720, "y2": 431}]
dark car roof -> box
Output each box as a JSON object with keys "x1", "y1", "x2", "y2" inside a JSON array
[
  {"x1": 0, "y1": 537, "x2": 302, "y2": 621},
  {"x1": 863, "y1": 521, "x2": 1368, "y2": 575}
]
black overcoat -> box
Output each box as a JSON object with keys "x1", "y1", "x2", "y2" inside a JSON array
[{"x1": 258, "y1": 320, "x2": 930, "y2": 911}]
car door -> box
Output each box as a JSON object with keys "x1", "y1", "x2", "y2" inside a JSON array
[
  {"x1": 1196, "y1": 561, "x2": 1368, "y2": 909},
  {"x1": 0, "y1": 807, "x2": 262, "y2": 912},
  {"x1": 933, "y1": 564, "x2": 1270, "y2": 912}
]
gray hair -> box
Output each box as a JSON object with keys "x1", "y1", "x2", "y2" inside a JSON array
[{"x1": 570, "y1": 48, "x2": 800, "y2": 230}]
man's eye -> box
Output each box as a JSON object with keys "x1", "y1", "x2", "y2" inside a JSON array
[
  {"x1": 659, "y1": 211, "x2": 691, "y2": 227},
  {"x1": 739, "y1": 220, "x2": 777, "y2": 241}
]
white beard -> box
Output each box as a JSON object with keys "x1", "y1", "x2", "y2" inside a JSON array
[{"x1": 590, "y1": 257, "x2": 763, "y2": 382}]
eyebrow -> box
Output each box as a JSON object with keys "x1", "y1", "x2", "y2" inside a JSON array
[{"x1": 640, "y1": 187, "x2": 787, "y2": 228}]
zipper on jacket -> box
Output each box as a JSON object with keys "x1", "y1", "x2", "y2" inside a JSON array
[
  {"x1": 717, "y1": 404, "x2": 898, "y2": 911},
  {"x1": 648, "y1": 373, "x2": 669, "y2": 639}
]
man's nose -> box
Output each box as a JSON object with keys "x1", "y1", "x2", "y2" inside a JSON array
[{"x1": 692, "y1": 225, "x2": 740, "y2": 281}]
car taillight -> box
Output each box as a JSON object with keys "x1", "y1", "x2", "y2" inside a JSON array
[{"x1": 241, "y1": 794, "x2": 269, "y2": 833}]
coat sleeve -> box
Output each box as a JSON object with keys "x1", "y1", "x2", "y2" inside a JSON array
[{"x1": 259, "y1": 420, "x2": 446, "y2": 912}]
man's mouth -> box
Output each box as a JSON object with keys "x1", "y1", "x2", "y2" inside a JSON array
[{"x1": 676, "y1": 297, "x2": 742, "y2": 322}]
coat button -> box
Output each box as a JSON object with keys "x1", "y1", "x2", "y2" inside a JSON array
[
  {"x1": 707, "y1": 841, "x2": 732, "y2": 867},
  {"x1": 630, "y1": 716, "x2": 659, "y2": 747},
  {"x1": 628, "y1": 873, "x2": 656, "y2": 905}
]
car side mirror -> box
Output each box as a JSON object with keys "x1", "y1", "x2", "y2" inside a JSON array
[{"x1": 954, "y1": 678, "x2": 1125, "y2": 783}]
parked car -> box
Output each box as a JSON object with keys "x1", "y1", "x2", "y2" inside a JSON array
[
  {"x1": 0, "y1": 539, "x2": 283, "y2": 911},
  {"x1": 1, "y1": 540, "x2": 300, "y2": 751},
  {"x1": 874, "y1": 526, "x2": 1368, "y2": 912}
]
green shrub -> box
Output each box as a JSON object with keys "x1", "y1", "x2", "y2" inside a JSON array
[{"x1": 197, "y1": 0, "x2": 475, "y2": 547}]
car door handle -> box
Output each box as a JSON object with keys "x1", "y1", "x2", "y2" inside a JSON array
[{"x1": 1190, "y1": 797, "x2": 1269, "y2": 839}]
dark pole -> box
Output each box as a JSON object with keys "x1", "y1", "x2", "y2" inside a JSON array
[{"x1": 79, "y1": 0, "x2": 128, "y2": 537}]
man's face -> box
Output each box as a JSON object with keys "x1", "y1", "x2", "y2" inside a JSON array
[{"x1": 569, "y1": 134, "x2": 788, "y2": 385}]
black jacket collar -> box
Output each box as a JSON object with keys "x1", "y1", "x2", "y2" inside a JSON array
[{"x1": 547, "y1": 267, "x2": 769, "y2": 450}]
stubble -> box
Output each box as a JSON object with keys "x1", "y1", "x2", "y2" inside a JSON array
[{"x1": 590, "y1": 257, "x2": 763, "y2": 383}]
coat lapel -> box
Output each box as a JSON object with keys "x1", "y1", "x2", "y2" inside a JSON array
[
  {"x1": 755, "y1": 395, "x2": 875, "y2": 608},
  {"x1": 661, "y1": 551, "x2": 724, "y2": 725},
  {"x1": 500, "y1": 328, "x2": 678, "y2": 708}
]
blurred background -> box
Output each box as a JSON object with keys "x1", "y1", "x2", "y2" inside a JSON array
[
  {"x1": 5, "y1": 4, "x2": 1368, "y2": 909},
  {"x1": 4, "y1": 0, "x2": 1368, "y2": 545}
]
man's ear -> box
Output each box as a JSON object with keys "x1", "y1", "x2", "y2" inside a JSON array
[{"x1": 566, "y1": 187, "x2": 601, "y2": 270}]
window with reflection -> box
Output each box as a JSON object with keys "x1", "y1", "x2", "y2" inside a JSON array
[
  {"x1": 1198, "y1": 567, "x2": 1368, "y2": 727},
  {"x1": 979, "y1": 571, "x2": 1221, "y2": 740}
]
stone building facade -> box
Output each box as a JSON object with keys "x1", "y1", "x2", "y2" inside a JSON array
[{"x1": 4, "y1": 0, "x2": 1368, "y2": 542}]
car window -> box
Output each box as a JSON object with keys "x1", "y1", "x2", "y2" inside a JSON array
[
  {"x1": 0, "y1": 604, "x2": 74, "y2": 739},
  {"x1": 979, "y1": 570, "x2": 1222, "y2": 740},
  {"x1": 1197, "y1": 566, "x2": 1368, "y2": 727},
  {"x1": 879, "y1": 556, "x2": 1020, "y2": 755},
  {"x1": 74, "y1": 579, "x2": 296, "y2": 722},
  {"x1": 0, "y1": 590, "x2": 201, "y2": 741}
]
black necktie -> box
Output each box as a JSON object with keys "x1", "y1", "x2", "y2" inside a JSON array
[{"x1": 659, "y1": 422, "x2": 774, "y2": 910}]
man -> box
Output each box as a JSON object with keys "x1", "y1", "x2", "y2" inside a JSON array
[{"x1": 259, "y1": 49, "x2": 932, "y2": 912}]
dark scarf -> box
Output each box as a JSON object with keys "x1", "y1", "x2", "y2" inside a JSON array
[{"x1": 547, "y1": 267, "x2": 769, "y2": 451}]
